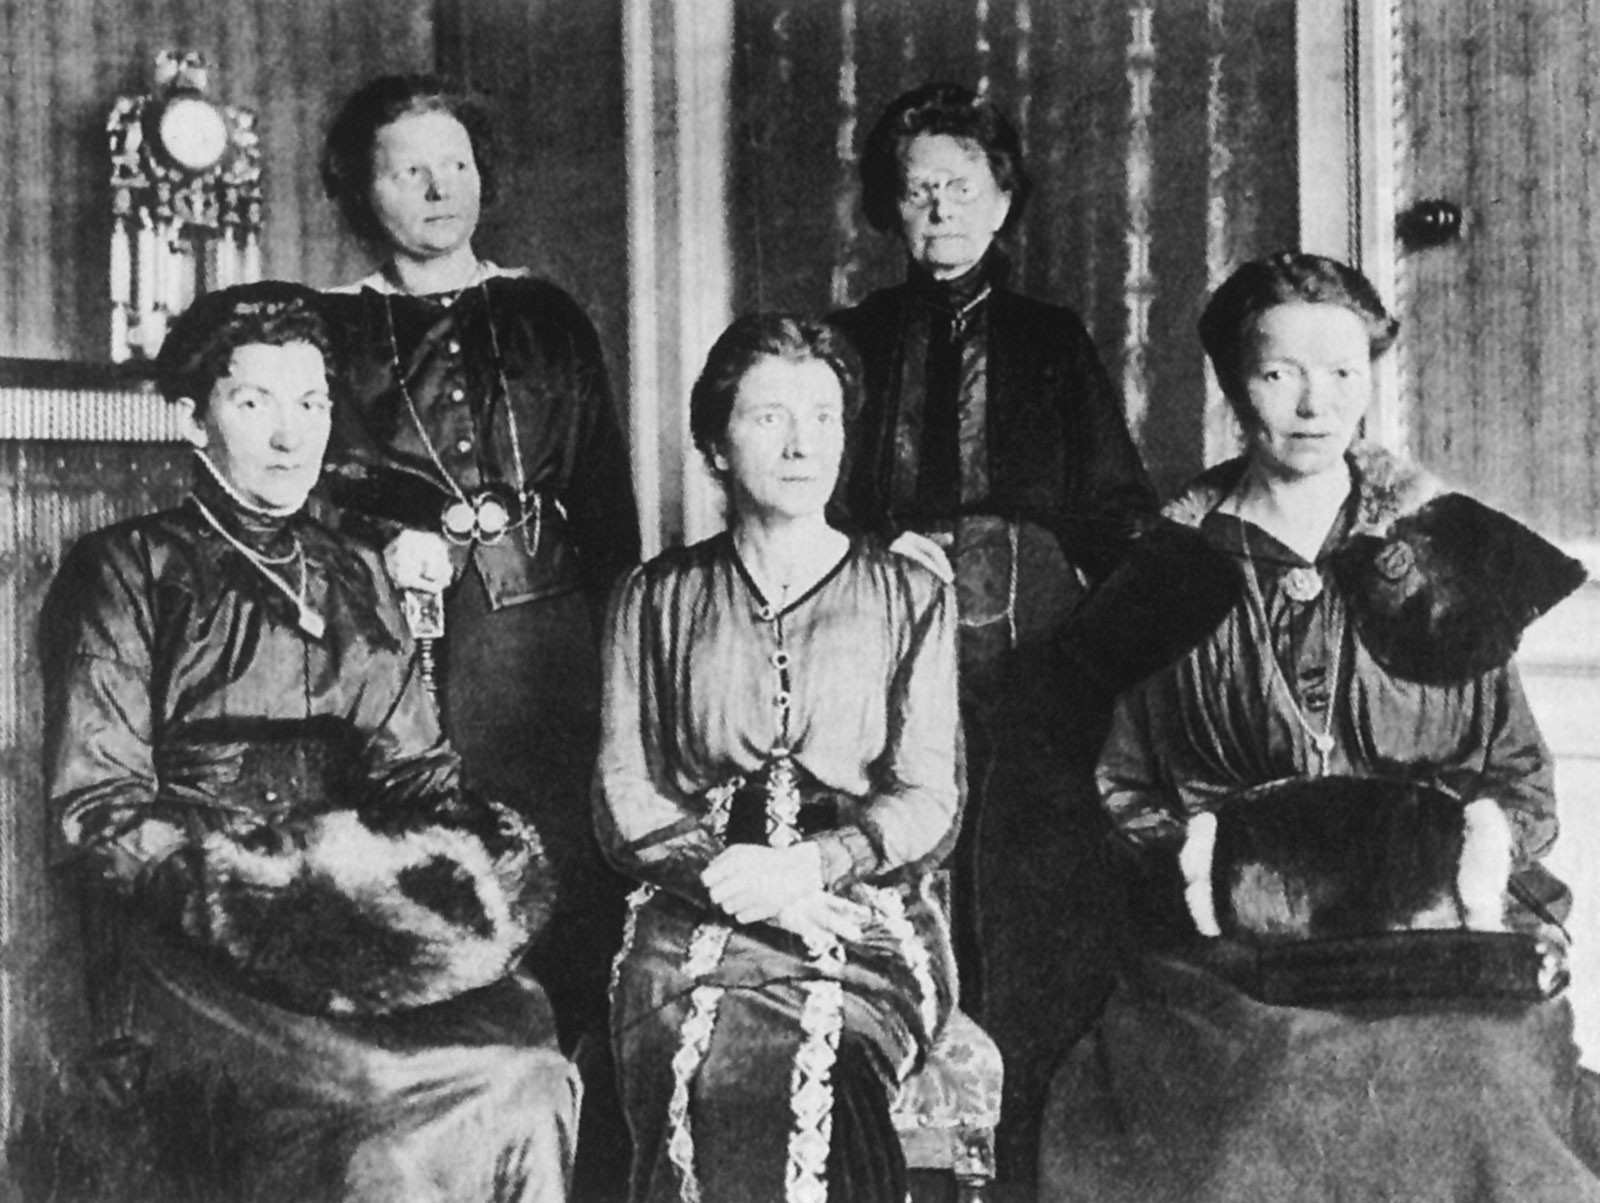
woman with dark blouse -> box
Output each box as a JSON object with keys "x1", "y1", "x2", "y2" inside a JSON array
[
  {"x1": 1040, "y1": 252, "x2": 1599, "y2": 1202},
  {"x1": 318, "y1": 74, "x2": 640, "y2": 1053},
  {"x1": 40, "y1": 283, "x2": 577, "y2": 1202},
  {"x1": 596, "y1": 315, "x2": 962, "y2": 1203},
  {"x1": 831, "y1": 81, "x2": 1156, "y2": 1172}
]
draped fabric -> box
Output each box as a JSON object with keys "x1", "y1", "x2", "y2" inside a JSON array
[
  {"x1": 597, "y1": 534, "x2": 961, "y2": 1203},
  {"x1": 36, "y1": 476, "x2": 577, "y2": 1201},
  {"x1": 1041, "y1": 950, "x2": 1600, "y2": 1203}
]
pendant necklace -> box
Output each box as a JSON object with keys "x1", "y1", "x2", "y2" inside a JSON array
[
  {"x1": 1240, "y1": 528, "x2": 1342, "y2": 776},
  {"x1": 382, "y1": 281, "x2": 542, "y2": 557},
  {"x1": 191, "y1": 495, "x2": 326, "y2": 639}
]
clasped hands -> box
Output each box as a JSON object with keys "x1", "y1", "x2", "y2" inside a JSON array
[{"x1": 702, "y1": 843, "x2": 868, "y2": 955}]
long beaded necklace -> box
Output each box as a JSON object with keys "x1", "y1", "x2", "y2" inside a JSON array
[
  {"x1": 1240, "y1": 528, "x2": 1343, "y2": 776},
  {"x1": 381, "y1": 279, "x2": 542, "y2": 557},
  {"x1": 190, "y1": 494, "x2": 326, "y2": 640}
]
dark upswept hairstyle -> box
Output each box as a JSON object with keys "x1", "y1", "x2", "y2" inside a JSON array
[
  {"x1": 320, "y1": 73, "x2": 499, "y2": 246},
  {"x1": 859, "y1": 82, "x2": 1031, "y2": 235},
  {"x1": 1199, "y1": 250, "x2": 1401, "y2": 422},
  {"x1": 156, "y1": 281, "x2": 332, "y2": 416},
  {"x1": 689, "y1": 313, "x2": 864, "y2": 483}
]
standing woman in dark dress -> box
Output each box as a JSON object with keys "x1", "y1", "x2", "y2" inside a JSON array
[
  {"x1": 317, "y1": 74, "x2": 640, "y2": 1056},
  {"x1": 831, "y1": 81, "x2": 1156, "y2": 1172}
]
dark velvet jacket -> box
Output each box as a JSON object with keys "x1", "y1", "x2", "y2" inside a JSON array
[
  {"x1": 322, "y1": 272, "x2": 640, "y2": 610},
  {"x1": 831, "y1": 270, "x2": 1155, "y2": 583},
  {"x1": 41, "y1": 478, "x2": 458, "y2": 871}
]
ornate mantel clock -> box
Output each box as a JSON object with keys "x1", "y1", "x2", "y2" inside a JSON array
[{"x1": 108, "y1": 51, "x2": 263, "y2": 361}]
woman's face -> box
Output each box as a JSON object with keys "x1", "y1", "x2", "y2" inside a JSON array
[
  {"x1": 180, "y1": 341, "x2": 333, "y2": 513},
  {"x1": 712, "y1": 356, "x2": 846, "y2": 525},
  {"x1": 1238, "y1": 301, "x2": 1374, "y2": 482},
  {"x1": 895, "y1": 133, "x2": 1012, "y2": 279},
  {"x1": 368, "y1": 109, "x2": 482, "y2": 262}
]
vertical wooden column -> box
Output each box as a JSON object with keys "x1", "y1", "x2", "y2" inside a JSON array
[
  {"x1": 1297, "y1": 0, "x2": 1402, "y2": 450},
  {"x1": 625, "y1": 0, "x2": 733, "y2": 555}
]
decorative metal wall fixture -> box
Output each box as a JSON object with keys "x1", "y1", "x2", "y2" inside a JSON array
[{"x1": 108, "y1": 50, "x2": 263, "y2": 362}]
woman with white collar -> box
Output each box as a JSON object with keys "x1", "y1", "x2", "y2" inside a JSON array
[{"x1": 318, "y1": 74, "x2": 640, "y2": 1064}]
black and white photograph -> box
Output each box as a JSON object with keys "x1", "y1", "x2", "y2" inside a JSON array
[{"x1": 2, "y1": 2, "x2": 1598, "y2": 1200}]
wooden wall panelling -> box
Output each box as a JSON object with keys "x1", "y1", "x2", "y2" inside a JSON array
[
  {"x1": 1400, "y1": 0, "x2": 1600, "y2": 541},
  {"x1": 0, "y1": 431, "x2": 191, "y2": 1135}
]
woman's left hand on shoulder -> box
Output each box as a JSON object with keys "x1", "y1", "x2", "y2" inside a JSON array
[{"x1": 703, "y1": 842, "x2": 825, "y2": 924}]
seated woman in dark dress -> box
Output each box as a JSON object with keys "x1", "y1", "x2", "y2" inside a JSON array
[
  {"x1": 40, "y1": 282, "x2": 578, "y2": 1202},
  {"x1": 596, "y1": 315, "x2": 962, "y2": 1203},
  {"x1": 1039, "y1": 252, "x2": 1600, "y2": 1202}
]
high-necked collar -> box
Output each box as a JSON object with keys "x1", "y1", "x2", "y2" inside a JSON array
[
  {"x1": 1161, "y1": 443, "x2": 1441, "y2": 540},
  {"x1": 323, "y1": 259, "x2": 525, "y2": 300},
  {"x1": 188, "y1": 454, "x2": 303, "y2": 558},
  {"x1": 906, "y1": 246, "x2": 1008, "y2": 313}
]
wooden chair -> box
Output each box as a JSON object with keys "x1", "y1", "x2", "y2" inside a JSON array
[{"x1": 891, "y1": 1005, "x2": 1003, "y2": 1202}]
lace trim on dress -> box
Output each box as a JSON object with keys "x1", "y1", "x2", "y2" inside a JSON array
[
  {"x1": 666, "y1": 981, "x2": 724, "y2": 1203},
  {"x1": 860, "y1": 883, "x2": 940, "y2": 1078},
  {"x1": 784, "y1": 974, "x2": 845, "y2": 1203},
  {"x1": 609, "y1": 883, "x2": 655, "y2": 1004},
  {"x1": 664, "y1": 920, "x2": 735, "y2": 1200}
]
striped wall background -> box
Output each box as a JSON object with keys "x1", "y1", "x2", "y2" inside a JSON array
[
  {"x1": 0, "y1": 0, "x2": 629, "y2": 394},
  {"x1": 0, "y1": 0, "x2": 433, "y2": 362},
  {"x1": 727, "y1": 0, "x2": 1301, "y2": 494}
]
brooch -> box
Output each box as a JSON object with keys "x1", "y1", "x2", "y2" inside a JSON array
[{"x1": 1282, "y1": 566, "x2": 1324, "y2": 603}]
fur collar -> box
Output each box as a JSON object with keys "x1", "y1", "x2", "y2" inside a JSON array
[
  {"x1": 1161, "y1": 442, "x2": 1441, "y2": 538},
  {"x1": 1159, "y1": 442, "x2": 1584, "y2": 684}
]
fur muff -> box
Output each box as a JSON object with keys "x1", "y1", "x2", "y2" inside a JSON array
[
  {"x1": 1185, "y1": 776, "x2": 1512, "y2": 942},
  {"x1": 183, "y1": 800, "x2": 551, "y2": 1016}
]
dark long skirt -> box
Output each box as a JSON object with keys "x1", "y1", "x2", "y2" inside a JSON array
[
  {"x1": 97, "y1": 928, "x2": 580, "y2": 1202},
  {"x1": 439, "y1": 566, "x2": 629, "y2": 1047},
  {"x1": 611, "y1": 880, "x2": 955, "y2": 1203},
  {"x1": 932, "y1": 517, "x2": 1116, "y2": 1179},
  {"x1": 1040, "y1": 949, "x2": 1600, "y2": 1203}
]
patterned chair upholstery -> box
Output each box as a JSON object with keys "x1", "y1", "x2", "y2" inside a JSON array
[{"x1": 891, "y1": 1006, "x2": 1003, "y2": 1201}]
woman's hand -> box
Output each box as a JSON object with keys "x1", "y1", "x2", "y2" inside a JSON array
[
  {"x1": 771, "y1": 892, "x2": 871, "y2": 955},
  {"x1": 702, "y1": 843, "x2": 824, "y2": 924},
  {"x1": 383, "y1": 529, "x2": 453, "y2": 593},
  {"x1": 98, "y1": 818, "x2": 186, "y2": 883}
]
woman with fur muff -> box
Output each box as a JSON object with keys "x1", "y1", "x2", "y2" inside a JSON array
[
  {"x1": 39, "y1": 282, "x2": 577, "y2": 1202},
  {"x1": 1039, "y1": 252, "x2": 1600, "y2": 1202}
]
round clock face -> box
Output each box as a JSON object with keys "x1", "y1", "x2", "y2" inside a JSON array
[{"x1": 157, "y1": 96, "x2": 229, "y2": 172}]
